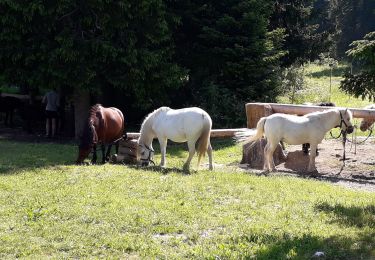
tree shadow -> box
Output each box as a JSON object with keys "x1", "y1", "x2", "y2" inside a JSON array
[
  {"x1": 0, "y1": 140, "x2": 76, "y2": 175},
  {"x1": 315, "y1": 202, "x2": 375, "y2": 229},
  {"x1": 247, "y1": 232, "x2": 375, "y2": 259},
  {"x1": 127, "y1": 164, "x2": 191, "y2": 175}
]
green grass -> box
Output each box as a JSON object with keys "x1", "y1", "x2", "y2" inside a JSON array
[
  {"x1": 278, "y1": 63, "x2": 374, "y2": 137},
  {"x1": 1, "y1": 63, "x2": 374, "y2": 259},
  {"x1": 278, "y1": 63, "x2": 372, "y2": 108},
  {"x1": 0, "y1": 139, "x2": 374, "y2": 259}
]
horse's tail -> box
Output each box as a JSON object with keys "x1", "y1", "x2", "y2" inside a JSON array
[
  {"x1": 246, "y1": 117, "x2": 267, "y2": 144},
  {"x1": 197, "y1": 121, "x2": 212, "y2": 167}
]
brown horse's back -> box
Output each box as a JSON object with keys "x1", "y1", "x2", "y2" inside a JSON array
[{"x1": 95, "y1": 106, "x2": 124, "y2": 144}]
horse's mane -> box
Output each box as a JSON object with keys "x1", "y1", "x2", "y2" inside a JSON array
[
  {"x1": 364, "y1": 104, "x2": 375, "y2": 110},
  {"x1": 140, "y1": 107, "x2": 171, "y2": 132},
  {"x1": 79, "y1": 104, "x2": 102, "y2": 148},
  {"x1": 88, "y1": 104, "x2": 103, "y2": 121},
  {"x1": 304, "y1": 108, "x2": 352, "y2": 120}
]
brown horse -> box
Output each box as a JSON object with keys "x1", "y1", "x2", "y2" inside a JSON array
[{"x1": 76, "y1": 104, "x2": 125, "y2": 164}]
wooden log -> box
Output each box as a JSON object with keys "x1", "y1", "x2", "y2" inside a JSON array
[
  {"x1": 241, "y1": 139, "x2": 286, "y2": 169},
  {"x1": 246, "y1": 103, "x2": 273, "y2": 128},
  {"x1": 246, "y1": 103, "x2": 375, "y2": 121}
]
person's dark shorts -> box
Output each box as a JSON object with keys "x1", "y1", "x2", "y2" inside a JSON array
[{"x1": 45, "y1": 110, "x2": 58, "y2": 119}]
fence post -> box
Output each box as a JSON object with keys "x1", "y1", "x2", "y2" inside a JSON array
[{"x1": 245, "y1": 103, "x2": 273, "y2": 128}]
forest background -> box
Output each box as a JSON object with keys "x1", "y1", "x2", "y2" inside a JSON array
[{"x1": 0, "y1": 0, "x2": 374, "y2": 134}]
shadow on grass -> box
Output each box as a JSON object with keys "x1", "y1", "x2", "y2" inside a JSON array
[
  {"x1": 0, "y1": 140, "x2": 76, "y2": 175},
  {"x1": 315, "y1": 202, "x2": 375, "y2": 229},
  {"x1": 248, "y1": 232, "x2": 375, "y2": 259},
  {"x1": 127, "y1": 164, "x2": 191, "y2": 175},
  {"x1": 307, "y1": 66, "x2": 349, "y2": 78}
]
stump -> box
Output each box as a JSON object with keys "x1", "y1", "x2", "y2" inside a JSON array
[
  {"x1": 241, "y1": 139, "x2": 286, "y2": 169},
  {"x1": 111, "y1": 139, "x2": 138, "y2": 164}
]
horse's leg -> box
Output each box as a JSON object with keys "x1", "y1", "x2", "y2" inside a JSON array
[
  {"x1": 207, "y1": 142, "x2": 213, "y2": 170},
  {"x1": 307, "y1": 143, "x2": 318, "y2": 172},
  {"x1": 92, "y1": 144, "x2": 97, "y2": 164},
  {"x1": 5, "y1": 111, "x2": 9, "y2": 126},
  {"x1": 267, "y1": 141, "x2": 278, "y2": 172},
  {"x1": 9, "y1": 110, "x2": 14, "y2": 127},
  {"x1": 105, "y1": 144, "x2": 112, "y2": 161},
  {"x1": 158, "y1": 137, "x2": 167, "y2": 167},
  {"x1": 101, "y1": 144, "x2": 106, "y2": 164},
  {"x1": 115, "y1": 141, "x2": 120, "y2": 154},
  {"x1": 183, "y1": 139, "x2": 196, "y2": 171},
  {"x1": 263, "y1": 143, "x2": 270, "y2": 171}
]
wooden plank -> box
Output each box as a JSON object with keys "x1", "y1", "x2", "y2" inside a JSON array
[{"x1": 126, "y1": 128, "x2": 246, "y2": 140}]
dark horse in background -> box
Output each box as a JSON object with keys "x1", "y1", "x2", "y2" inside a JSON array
[
  {"x1": 76, "y1": 104, "x2": 126, "y2": 164},
  {"x1": 0, "y1": 95, "x2": 24, "y2": 127}
]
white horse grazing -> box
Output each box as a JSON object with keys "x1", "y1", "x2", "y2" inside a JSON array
[
  {"x1": 137, "y1": 107, "x2": 213, "y2": 171},
  {"x1": 247, "y1": 108, "x2": 354, "y2": 173}
]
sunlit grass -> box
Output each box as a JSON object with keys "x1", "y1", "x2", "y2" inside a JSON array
[
  {"x1": 278, "y1": 63, "x2": 373, "y2": 138},
  {"x1": 0, "y1": 139, "x2": 374, "y2": 259}
]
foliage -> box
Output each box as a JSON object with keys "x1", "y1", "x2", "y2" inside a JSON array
[
  {"x1": 169, "y1": 0, "x2": 285, "y2": 127},
  {"x1": 340, "y1": 32, "x2": 375, "y2": 100},
  {"x1": 327, "y1": 0, "x2": 375, "y2": 58},
  {"x1": 0, "y1": 1, "x2": 184, "y2": 110},
  {"x1": 281, "y1": 63, "x2": 305, "y2": 103},
  {"x1": 269, "y1": 0, "x2": 332, "y2": 66},
  {"x1": 0, "y1": 139, "x2": 374, "y2": 259}
]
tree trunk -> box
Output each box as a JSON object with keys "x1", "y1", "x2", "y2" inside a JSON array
[
  {"x1": 73, "y1": 88, "x2": 90, "y2": 139},
  {"x1": 241, "y1": 139, "x2": 286, "y2": 169}
]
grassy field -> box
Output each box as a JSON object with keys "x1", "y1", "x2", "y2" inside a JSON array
[
  {"x1": 278, "y1": 62, "x2": 373, "y2": 137},
  {"x1": 1, "y1": 63, "x2": 375, "y2": 259},
  {"x1": 0, "y1": 138, "x2": 374, "y2": 259}
]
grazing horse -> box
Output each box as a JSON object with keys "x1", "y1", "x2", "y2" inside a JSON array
[
  {"x1": 76, "y1": 104, "x2": 125, "y2": 164},
  {"x1": 360, "y1": 104, "x2": 375, "y2": 132},
  {"x1": 137, "y1": 107, "x2": 213, "y2": 171},
  {"x1": 247, "y1": 108, "x2": 353, "y2": 173},
  {"x1": 0, "y1": 95, "x2": 24, "y2": 127}
]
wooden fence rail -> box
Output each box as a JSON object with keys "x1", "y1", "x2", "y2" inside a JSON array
[{"x1": 246, "y1": 103, "x2": 375, "y2": 128}]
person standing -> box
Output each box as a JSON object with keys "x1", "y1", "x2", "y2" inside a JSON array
[{"x1": 42, "y1": 87, "x2": 60, "y2": 138}]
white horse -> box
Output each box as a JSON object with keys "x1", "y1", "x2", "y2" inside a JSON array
[
  {"x1": 247, "y1": 108, "x2": 354, "y2": 173},
  {"x1": 137, "y1": 107, "x2": 213, "y2": 171},
  {"x1": 360, "y1": 104, "x2": 375, "y2": 131}
]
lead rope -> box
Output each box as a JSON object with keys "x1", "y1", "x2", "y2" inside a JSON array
[{"x1": 342, "y1": 131, "x2": 347, "y2": 167}]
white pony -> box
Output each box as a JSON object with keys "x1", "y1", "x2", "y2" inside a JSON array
[
  {"x1": 137, "y1": 107, "x2": 213, "y2": 171},
  {"x1": 247, "y1": 108, "x2": 354, "y2": 173}
]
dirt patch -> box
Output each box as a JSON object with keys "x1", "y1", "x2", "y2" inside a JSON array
[{"x1": 241, "y1": 139, "x2": 375, "y2": 192}]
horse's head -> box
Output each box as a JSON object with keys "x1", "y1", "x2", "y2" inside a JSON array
[
  {"x1": 360, "y1": 104, "x2": 375, "y2": 132},
  {"x1": 360, "y1": 119, "x2": 374, "y2": 132},
  {"x1": 75, "y1": 122, "x2": 97, "y2": 164},
  {"x1": 338, "y1": 108, "x2": 354, "y2": 134},
  {"x1": 137, "y1": 142, "x2": 155, "y2": 166}
]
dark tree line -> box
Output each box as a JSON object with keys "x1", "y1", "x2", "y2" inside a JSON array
[{"x1": 0, "y1": 0, "x2": 374, "y2": 133}]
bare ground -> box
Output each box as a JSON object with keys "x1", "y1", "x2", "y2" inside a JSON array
[{"x1": 241, "y1": 139, "x2": 375, "y2": 192}]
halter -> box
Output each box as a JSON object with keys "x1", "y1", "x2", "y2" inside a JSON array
[
  {"x1": 139, "y1": 144, "x2": 155, "y2": 166},
  {"x1": 338, "y1": 109, "x2": 349, "y2": 131}
]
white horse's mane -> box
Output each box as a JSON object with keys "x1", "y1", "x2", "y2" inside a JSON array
[
  {"x1": 364, "y1": 104, "x2": 375, "y2": 109},
  {"x1": 140, "y1": 106, "x2": 171, "y2": 132},
  {"x1": 305, "y1": 108, "x2": 352, "y2": 120}
]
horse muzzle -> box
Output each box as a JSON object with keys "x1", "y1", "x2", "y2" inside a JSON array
[{"x1": 346, "y1": 126, "x2": 354, "y2": 134}]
